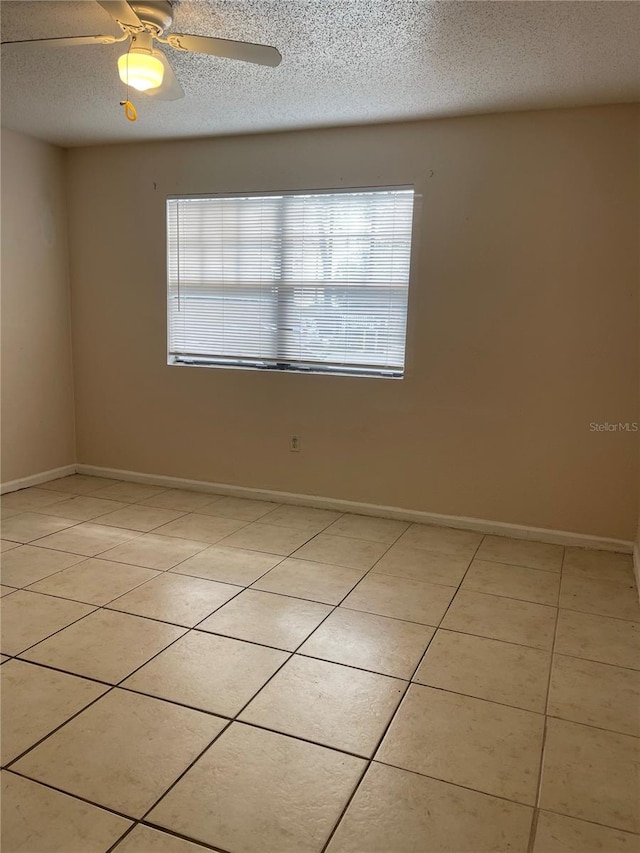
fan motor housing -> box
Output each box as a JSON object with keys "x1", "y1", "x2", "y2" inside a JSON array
[{"x1": 129, "y1": 1, "x2": 174, "y2": 36}]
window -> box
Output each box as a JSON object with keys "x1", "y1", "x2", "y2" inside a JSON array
[{"x1": 167, "y1": 186, "x2": 414, "y2": 377}]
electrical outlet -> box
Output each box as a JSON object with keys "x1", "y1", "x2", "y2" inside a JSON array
[{"x1": 289, "y1": 435, "x2": 301, "y2": 452}]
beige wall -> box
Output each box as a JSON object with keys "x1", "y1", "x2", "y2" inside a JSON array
[
  {"x1": 67, "y1": 105, "x2": 639, "y2": 540},
  {"x1": 1, "y1": 128, "x2": 75, "y2": 483}
]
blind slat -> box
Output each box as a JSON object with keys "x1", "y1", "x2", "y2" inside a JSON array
[{"x1": 167, "y1": 188, "x2": 414, "y2": 374}]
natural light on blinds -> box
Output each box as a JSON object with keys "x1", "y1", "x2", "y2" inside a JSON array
[{"x1": 167, "y1": 187, "x2": 414, "y2": 377}]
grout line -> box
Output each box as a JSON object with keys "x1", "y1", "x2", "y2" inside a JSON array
[
  {"x1": 212, "y1": 717, "x2": 376, "y2": 763},
  {"x1": 474, "y1": 555, "x2": 564, "y2": 574},
  {"x1": 4, "y1": 570, "x2": 637, "y2": 677},
  {"x1": 371, "y1": 756, "x2": 539, "y2": 810},
  {"x1": 406, "y1": 679, "x2": 546, "y2": 717},
  {"x1": 1, "y1": 599, "x2": 102, "y2": 659},
  {"x1": 3, "y1": 497, "x2": 639, "y2": 850},
  {"x1": 7, "y1": 524, "x2": 639, "y2": 620},
  {"x1": 3, "y1": 767, "x2": 139, "y2": 821},
  {"x1": 527, "y1": 546, "x2": 566, "y2": 852},
  {"x1": 106, "y1": 526, "x2": 352, "y2": 827},
  {"x1": 2, "y1": 674, "x2": 114, "y2": 770},
  {"x1": 528, "y1": 809, "x2": 541, "y2": 853},
  {"x1": 320, "y1": 532, "x2": 486, "y2": 851},
  {"x1": 104, "y1": 823, "x2": 139, "y2": 853},
  {"x1": 546, "y1": 649, "x2": 640, "y2": 674},
  {"x1": 446, "y1": 584, "x2": 559, "y2": 610},
  {"x1": 130, "y1": 527, "x2": 404, "y2": 833},
  {"x1": 135, "y1": 717, "x2": 235, "y2": 827},
  {"x1": 532, "y1": 806, "x2": 640, "y2": 838},
  {"x1": 131, "y1": 822, "x2": 231, "y2": 853},
  {"x1": 319, "y1": 682, "x2": 412, "y2": 853},
  {"x1": 542, "y1": 711, "x2": 640, "y2": 739}
]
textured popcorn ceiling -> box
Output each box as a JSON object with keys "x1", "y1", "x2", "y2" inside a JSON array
[{"x1": 1, "y1": 0, "x2": 639, "y2": 146}]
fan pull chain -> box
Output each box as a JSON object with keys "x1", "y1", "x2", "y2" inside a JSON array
[
  {"x1": 120, "y1": 99, "x2": 137, "y2": 121},
  {"x1": 119, "y1": 50, "x2": 137, "y2": 122}
]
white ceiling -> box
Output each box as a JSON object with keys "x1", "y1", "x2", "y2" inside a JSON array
[{"x1": 1, "y1": 0, "x2": 639, "y2": 147}]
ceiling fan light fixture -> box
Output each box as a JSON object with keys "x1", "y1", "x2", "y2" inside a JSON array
[{"x1": 117, "y1": 49, "x2": 164, "y2": 91}]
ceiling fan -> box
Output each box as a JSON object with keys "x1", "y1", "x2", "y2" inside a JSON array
[{"x1": 1, "y1": 0, "x2": 282, "y2": 102}]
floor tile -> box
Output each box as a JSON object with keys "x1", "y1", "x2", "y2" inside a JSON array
[
  {"x1": 559, "y1": 574, "x2": 640, "y2": 622},
  {"x1": 13, "y1": 689, "x2": 224, "y2": 818},
  {"x1": 0, "y1": 512, "x2": 78, "y2": 544},
  {"x1": 397, "y1": 524, "x2": 482, "y2": 559},
  {"x1": 108, "y1": 572, "x2": 239, "y2": 626},
  {"x1": 198, "y1": 589, "x2": 331, "y2": 650},
  {"x1": 0, "y1": 539, "x2": 20, "y2": 551},
  {"x1": 533, "y1": 810, "x2": 640, "y2": 853},
  {"x1": 123, "y1": 631, "x2": 288, "y2": 715},
  {"x1": 34, "y1": 522, "x2": 139, "y2": 556},
  {"x1": 99, "y1": 533, "x2": 209, "y2": 570},
  {"x1": 0, "y1": 487, "x2": 70, "y2": 512},
  {"x1": 113, "y1": 825, "x2": 213, "y2": 852},
  {"x1": 22, "y1": 608, "x2": 185, "y2": 683},
  {"x1": 1, "y1": 591, "x2": 94, "y2": 655},
  {"x1": 324, "y1": 514, "x2": 410, "y2": 544},
  {"x1": 41, "y1": 474, "x2": 120, "y2": 495},
  {"x1": 0, "y1": 586, "x2": 16, "y2": 597},
  {"x1": 555, "y1": 609, "x2": 640, "y2": 670},
  {"x1": 95, "y1": 504, "x2": 187, "y2": 532},
  {"x1": 147, "y1": 722, "x2": 365, "y2": 853},
  {"x1": 240, "y1": 655, "x2": 405, "y2": 756},
  {"x1": 0, "y1": 507, "x2": 23, "y2": 520},
  {"x1": 462, "y1": 559, "x2": 560, "y2": 606},
  {"x1": 441, "y1": 589, "x2": 557, "y2": 650},
  {"x1": 220, "y1": 522, "x2": 315, "y2": 555},
  {"x1": 548, "y1": 653, "x2": 640, "y2": 736},
  {"x1": 476, "y1": 535, "x2": 563, "y2": 573},
  {"x1": 0, "y1": 770, "x2": 131, "y2": 853},
  {"x1": 377, "y1": 683, "x2": 544, "y2": 805},
  {"x1": 299, "y1": 608, "x2": 434, "y2": 679},
  {"x1": 372, "y1": 544, "x2": 469, "y2": 587},
  {"x1": 259, "y1": 504, "x2": 342, "y2": 532},
  {"x1": 153, "y1": 513, "x2": 246, "y2": 544},
  {"x1": 88, "y1": 482, "x2": 168, "y2": 502},
  {"x1": 539, "y1": 717, "x2": 640, "y2": 833},
  {"x1": 198, "y1": 495, "x2": 280, "y2": 521},
  {"x1": 252, "y1": 557, "x2": 365, "y2": 604},
  {"x1": 563, "y1": 547, "x2": 635, "y2": 585},
  {"x1": 171, "y1": 544, "x2": 282, "y2": 585},
  {"x1": 140, "y1": 489, "x2": 223, "y2": 512},
  {"x1": 293, "y1": 534, "x2": 387, "y2": 570},
  {"x1": 28, "y1": 559, "x2": 160, "y2": 605},
  {"x1": 326, "y1": 762, "x2": 533, "y2": 853},
  {"x1": 37, "y1": 495, "x2": 130, "y2": 521},
  {"x1": 341, "y1": 573, "x2": 455, "y2": 625},
  {"x1": 1, "y1": 660, "x2": 108, "y2": 763},
  {"x1": 0, "y1": 545, "x2": 85, "y2": 587},
  {"x1": 414, "y1": 629, "x2": 550, "y2": 712}
]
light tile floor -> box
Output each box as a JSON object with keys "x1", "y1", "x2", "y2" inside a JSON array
[{"x1": 1, "y1": 475, "x2": 639, "y2": 853}]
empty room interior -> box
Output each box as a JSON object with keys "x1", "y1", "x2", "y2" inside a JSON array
[{"x1": 0, "y1": 1, "x2": 639, "y2": 852}]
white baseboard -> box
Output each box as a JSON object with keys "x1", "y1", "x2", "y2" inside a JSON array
[
  {"x1": 75, "y1": 463, "x2": 633, "y2": 554},
  {"x1": 0, "y1": 464, "x2": 77, "y2": 495}
]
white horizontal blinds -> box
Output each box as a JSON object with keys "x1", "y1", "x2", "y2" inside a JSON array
[
  {"x1": 167, "y1": 188, "x2": 414, "y2": 373},
  {"x1": 168, "y1": 195, "x2": 281, "y2": 360},
  {"x1": 278, "y1": 190, "x2": 413, "y2": 370}
]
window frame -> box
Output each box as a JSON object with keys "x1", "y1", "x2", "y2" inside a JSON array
[{"x1": 166, "y1": 184, "x2": 416, "y2": 380}]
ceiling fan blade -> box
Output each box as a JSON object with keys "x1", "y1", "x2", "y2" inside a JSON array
[
  {"x1": 144, "y1": 51, "x2": 184, "y2": 101},
  {"x1": 96, "y1": 0, "x2": 144, "y2": 31},
  {"x1": 165, "y1": 33, "x2": 281, "y2": 67},
  {"x1": 1, "y1": 34, "x2": 126, "y2": 47}
]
